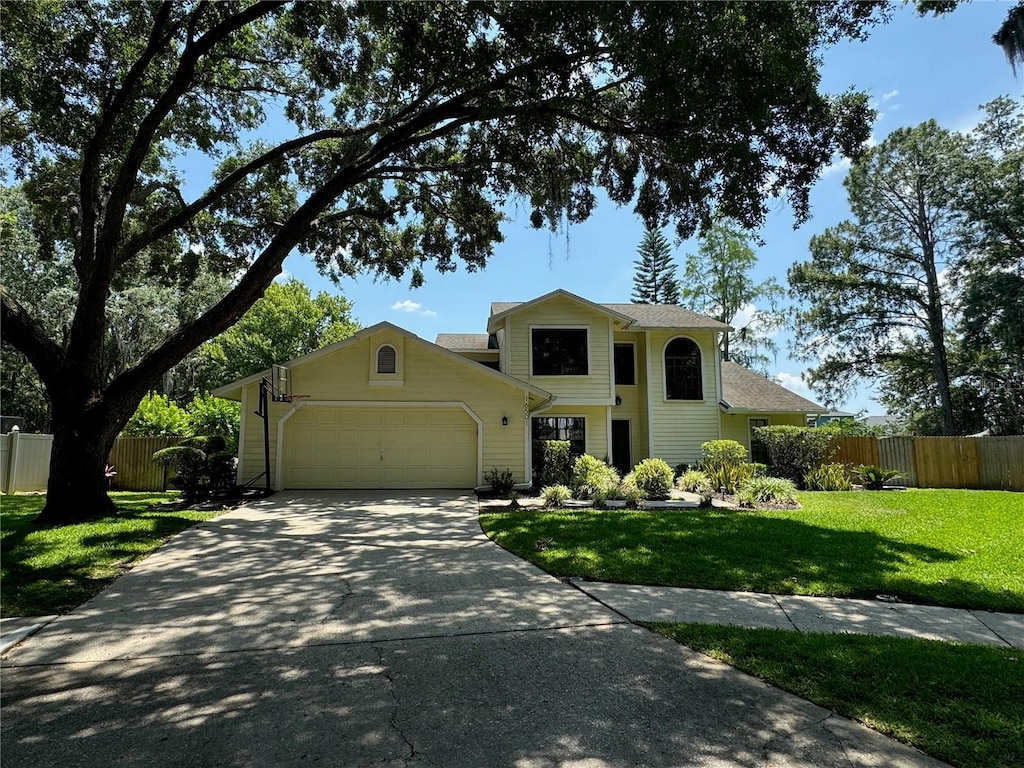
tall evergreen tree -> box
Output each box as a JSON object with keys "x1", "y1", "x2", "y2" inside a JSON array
[{"x1": 631, "y1": 229, "x2": 680, "y2": 304}]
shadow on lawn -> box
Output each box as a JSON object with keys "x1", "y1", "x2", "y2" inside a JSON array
[
  {"x1": 483, "y1": 509, "x2": 1023, "y2": 613},
  {"x1": 1, "y1": 507, "x2": 207, "y2": 617}
]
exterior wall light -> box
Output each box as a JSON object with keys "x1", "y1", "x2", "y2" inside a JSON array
[
  {"x1": 501, "y1": 416, "x2": 509, "y2": 426},
  {"x1": 615, "y1": 396, "x2": 622, "y2": 406}
]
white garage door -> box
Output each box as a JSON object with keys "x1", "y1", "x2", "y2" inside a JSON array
[{"x1": 282, "y1": 406, "x2": 478, "y2": 489}]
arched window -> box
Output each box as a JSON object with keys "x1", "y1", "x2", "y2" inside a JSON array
[
  {"x1": 664, "y1": 338, "x2": 702, "y2": 400},
  {"x1": 376, "y1": 344, "x2": 397, "y2": 374}
]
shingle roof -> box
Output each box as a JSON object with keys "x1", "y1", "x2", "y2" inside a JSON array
[
  {"x1": 721, "y1": 361, "x2": 826, "y2": 413},
  {"x1": 489, "y1": 301, "x2": 730, "y2": 330},
  {"x1": 434, "y1": 333, "x2": 492, "y2": 350}
]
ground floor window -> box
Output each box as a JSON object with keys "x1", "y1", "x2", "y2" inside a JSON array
[
  {"x1": 749, "y1": 417, "x2": 770, "y2": 464},
  {"x1": 532, "y1": 416, "x2": 586, "y2": 481}
]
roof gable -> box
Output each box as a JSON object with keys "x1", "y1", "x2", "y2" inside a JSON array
[
  {"x1": 486, "y1": 289, "x2": 635, "y2": 333},
  {"x1": 212, "y1": 321, "x2": 551, "y2": 401},
  {"x1": 489, "y1": 295, "x2": 730, "y2": 331}
]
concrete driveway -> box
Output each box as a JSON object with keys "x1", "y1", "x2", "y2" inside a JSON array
[{"x1": 1, "y1": 491, "x2": 946, "y2": 767}]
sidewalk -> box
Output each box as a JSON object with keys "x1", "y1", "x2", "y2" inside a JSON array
[{"x1": 575, "y1": 581, "x2": 1024, "y2": 648}]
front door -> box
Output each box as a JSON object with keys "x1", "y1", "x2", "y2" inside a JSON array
[{"x1": 611, "y1": 419, "x2": 631, "y2": 475}]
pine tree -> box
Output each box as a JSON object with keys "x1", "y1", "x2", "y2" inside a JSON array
[{"x1": 631, "y1": 229, "x2": 681, "y2": 304}]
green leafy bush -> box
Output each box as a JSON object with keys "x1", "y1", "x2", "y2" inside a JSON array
[
  {"x1": 737, "y1": 476, "x2": 798, "y2": 508},
  {"x1": 484, "y1": 467, "x2": 516, "y2": 495},
  {"x1": 630, "y1": 458, "x2": 674, "y2": 500},
  {"x1": 539, "y1": 440, "x2": 571, "y2": 487},
  {"x1": 124, "y1": 393, "x2": 192, "y2": 437},
  {"x1": 186, "y1": 394, "x2": 240, "y2": 450},
  {"x1": 152, "y1": 436, "x2": 237, "y2": 499},
  {"x1": 540, "y1": 484, "x2": 572, "y2": 508},
  {"x1": 616, "y1": 477, "x2": 645, "y2": 509},
  {"x1": 747, "y1": 462, "x2": 767, "y2": 478},
  {"x1": 571, "y1": 454, "x2": 620, "y2": 499},
  {"x1": 699, "y1": 439, "x2": 751, "y2": 494},
  {"x1": 854, "y1": 465, "x2": 903, "y2": 491},
  {"x1": 676, "y1": 469, "x2": 713, "y2": 495},
  {"x1": 753, "y1": 425, "x2": 836, "y2": 488},
  {"x1": 804, "y1": 463, "x2": 852, "y2": 491},
  {"x1": 152, "y1": 446, "x2": 209, "y2": 498}
]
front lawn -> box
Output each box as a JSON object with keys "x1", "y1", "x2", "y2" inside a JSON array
[
  {"x1": 480, "y1": 489, "x2": 1024, "y2": 612},
  {"x1": 1, "y1": 493, "x2": 219, "y2": 617},
  {"x1": 648, "y1": 623, "x2": 1024, "y2": 768}
]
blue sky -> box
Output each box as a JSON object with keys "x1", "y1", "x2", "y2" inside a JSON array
[{"x1": 281, "y1": 2, "x2": 1021, "y2": 416}]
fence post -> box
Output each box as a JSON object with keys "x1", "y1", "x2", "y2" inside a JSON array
[{"x1": 5, "y1": 427, "x2": 21, "y2": 493}]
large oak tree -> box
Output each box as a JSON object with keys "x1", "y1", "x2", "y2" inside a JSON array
[{"x1": 1, "y1": 1, "x2": 886, "y2": 524}]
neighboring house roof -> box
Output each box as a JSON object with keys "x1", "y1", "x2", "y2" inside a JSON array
[
  {"x1": 488, "y1": 296, "x2": 731, "y2": 332},
  {"x1": 212, "y1": 321, "x2": 552, "y2": 401},
  {"x1": 434, "y1": 333, "x2": 494, "y2": 351},
  {"x1": 720, "y1": 361, "x2": 826, "y2": 413},
  {"x1": 860, "y1": 414, "x2": 900, "y2": 428},
  {"x1": 486, "y1": 289, "x2": 637, "y2": 333}
]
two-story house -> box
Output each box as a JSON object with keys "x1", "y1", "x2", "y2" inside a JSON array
[{"x1": 213, "y1": 289, "x2": 825, "y2": 490}]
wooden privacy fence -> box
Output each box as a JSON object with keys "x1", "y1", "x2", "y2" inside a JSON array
[
  {"x1": 830, "y1": 435, "x2": 1024, "y2": 491},
  {"x1": 108, "y1": 437, "x2": 181, "y2": 491},
  {"x1": 1, "y1": 433, "x2": 181, "y2": 493}
]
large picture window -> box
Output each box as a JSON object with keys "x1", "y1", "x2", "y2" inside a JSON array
[
  {"x1": 664, "y1": 338, "x2": 702, "y2": 400},
  {"x1": 532, "y1": 328, "x2": 588, "y2": 376},
  {"x1": 532, "y1": 416, "x2": 586, "y2": 481}
]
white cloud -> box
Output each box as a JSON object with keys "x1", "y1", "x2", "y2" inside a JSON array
[
  {"x1": 775, "y1": 372, "x2": 811, "y2": 395},
  {"x1": 273, "y1": 269, "x2": 291, "y2": 283},
  {"x1": 880, "y1": 89, "x2": 900, "y2": 103},
  {"x1": 821, "y1": 157, "x2": 851, "y2": 178},
  {"x1": 391, "y1": 299, "x2": 437, "y2": 317}
]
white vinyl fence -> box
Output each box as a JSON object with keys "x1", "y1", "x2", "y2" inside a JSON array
[{"x1": 1, "y1": 429, "x2": 54, "y2": 493}]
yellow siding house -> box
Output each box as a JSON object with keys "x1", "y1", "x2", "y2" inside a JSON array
[{"x1": 214, "y1": 289, "x2": 825, "y2": 490}]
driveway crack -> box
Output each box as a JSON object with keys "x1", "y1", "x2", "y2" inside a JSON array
[
  {"x1": 374, "y1": 644, "x2": 437, "y2": 767},
  {"x1": 771, "y1": 594, "x2": 801, "y2": 632}
]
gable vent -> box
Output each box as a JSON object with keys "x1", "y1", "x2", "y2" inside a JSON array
[{"x1": 376, "y1": 344, "x2": 397, "y2": 374}]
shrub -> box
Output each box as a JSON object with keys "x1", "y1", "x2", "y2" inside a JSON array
[
  {"x1": 804, "y1": 463, "x2": 852, "y2": 491},
  {"x1": 539, "y1": 440, "x2": 571, "y2": 487},
  {"x1": 676, "y1": 469, "x2": 713, "y2": 495},
  {"x1": 484, "y1": 467, "x2": 515, "y2": 495},
  {"x1": 699, "y1": 439, "x2": 750, "y2": 494},
  {"x1": 540, "y1": 484, "x2": 572, "y2": 508},
  {"x1": 674, "y1": 463, "x2": 693, "y2": 478},
  {"x1": 747, "y1": 462, "x2": 767, "y2": 478},
  {"x1": 571, "y1": 454, "x2": 620, "y2": 499},
  {"x1": 629, "y1": 458, "x2": 674, "y2": 500},
  {"x1": 124, "y1": 393, "x2": 192, "y2": 437},
  {"x1": 737, "y1": 476, "x2": 798, "y2": 508},
  {"x1": 186, "y1": 394, "x2": 241, "y2": 450},
  {"x1": 753, "y1": 425, "x2": 836, "y2": 488},
  {"x1": 854, "y1": 465, "x2": 903, "y2": 491},
  {"x1": 619, "y1": 482, "x2": 645, "y2": 509},
  {"x1": 152, "y1": 446, "x2": 209, "y2": 499},
  {"x1": 152, "y1": 436, "x2": 237, "y2": 499}
]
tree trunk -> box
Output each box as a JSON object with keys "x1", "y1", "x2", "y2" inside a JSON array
[
  {"x1": 33, "y1": 382, "x2": 136, "y2": 527},
  {"x1": 36, "y1": 423, "x2": 117, "y2": 526}
]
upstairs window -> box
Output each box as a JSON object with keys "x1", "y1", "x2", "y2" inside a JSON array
[
  {"x1": 664, "y1": 338, "x2": 702, "y2": 400},
  {"x1": 614, "y1": 343, "x2": 636, "y2": 385},
  {"x1": 532, "y1": 328, "x2": 588, "y2": 376},
  {"x1": 376, "y1": 344, "x2": 397, "y2": 374}
]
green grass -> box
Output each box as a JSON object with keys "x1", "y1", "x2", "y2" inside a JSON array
[
  {"x1": 1, "y1": 492, "x2": 218, "y2": 617},
  {"x1": 480, "y1": 489, "x2": 1024, "y2": 612},
  {"x1": 646, "y1": 623, "x2": 1024, "y2": 768}
]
